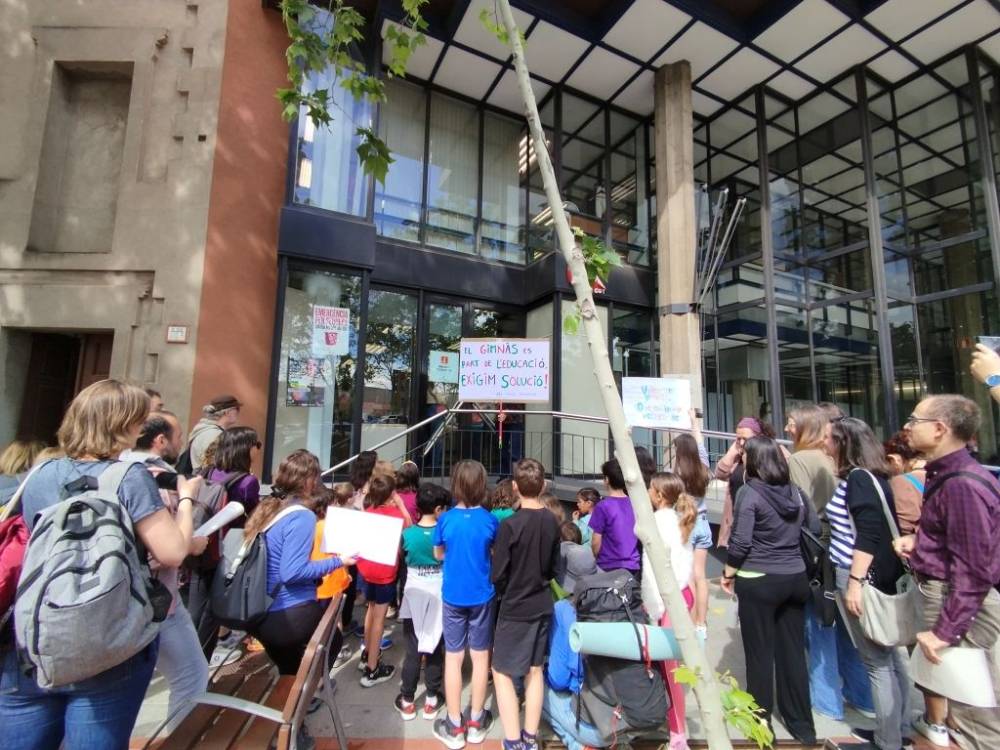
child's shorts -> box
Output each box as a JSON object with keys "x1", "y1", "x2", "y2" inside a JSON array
[
  {"x1": 359, "y1": 578, "x2": 396, "y2": 605},
  {"x1": 491, "y1": 616, "x2": 549, "y2": 676},
  {"x1": 442, "y1": 598, "x2": 496, "y2": 653}
]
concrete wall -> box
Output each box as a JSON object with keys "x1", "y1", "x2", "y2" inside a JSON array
[
  {"x1": 188, "y1": 0, "x2": 288, "y2": 474},
  {"x1": 0, "y1": 0, "x2": 228, "y2": 443}
]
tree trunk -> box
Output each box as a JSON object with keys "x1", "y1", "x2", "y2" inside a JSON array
[{"x1": 494, "y1": 3, "x2": 734, "y2": 748}]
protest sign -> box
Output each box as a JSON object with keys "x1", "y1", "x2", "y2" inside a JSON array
[
  {"x1": 322, "y1": 507, "x2": 403, "y2": 566},
  {"x1": 622, "y1": 376, "x2": 692, "y2": 429},
  {"x1": 459, "y1": 339, "x2": 550, "y2": 402},
  {"x1": 311, "y1": 305, "x2": 350, "y2": 356}
]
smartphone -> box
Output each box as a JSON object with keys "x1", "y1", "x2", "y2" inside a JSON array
[
  {"x1": 978, "y1": 335, "x2": 1000, "y2": 354},
  {"x1": 155, "y1": 472, "x2": 179, "y2": 491}
]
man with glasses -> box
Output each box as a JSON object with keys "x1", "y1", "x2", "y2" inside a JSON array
[{"x1": 895, "y1": 395, "x2": 1000, "y2": 750}]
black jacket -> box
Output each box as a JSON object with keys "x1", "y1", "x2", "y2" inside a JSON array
[{"x1": 726, "y1": 479, "x2": 820, "y2": 575}]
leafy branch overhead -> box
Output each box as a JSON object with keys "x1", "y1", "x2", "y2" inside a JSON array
[{"x1": 277, "y1": 0, "x2": 429, "y2": 183}]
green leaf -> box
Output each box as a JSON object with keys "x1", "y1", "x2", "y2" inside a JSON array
[
  {"x1": 672, "y1": 664, "x2": 699, "y2": 687},
  {"x1": 355, "y1": 127, "x2": 394, "y2": 185},
  {"x1": 562, "y1": 311, "x2": 581, "y2": 335}
]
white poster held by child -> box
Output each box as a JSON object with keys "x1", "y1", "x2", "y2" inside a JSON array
[
  {"x1": 322, "y1": 506, "x2": 403, "y2": 566},
  {"x1": 622, "y1": 376, "x2": 692, "y2": 429}
]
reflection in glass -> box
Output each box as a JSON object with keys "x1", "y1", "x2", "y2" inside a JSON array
[
  {"x1": 274, "y1": 267, "x2": 362, "y2": 475},
  {"x1": 481, "y1": 111, "x2": 526, "y2": 263},
  {"x1": 376, "y1": 79, "x2": 426, "y2": 243},
  {"x1": 423, "y1": 304, "x2": 462, "y2": 472},
  {"x1": 426, "y1": 94, "x2": 479, "y2": 254},
  {"x1": 361, "y1": 291, "x2": 417, "y2": 463}
]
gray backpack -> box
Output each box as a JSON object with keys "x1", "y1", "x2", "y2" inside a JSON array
[{"x1": 15, "y1": 461, "x2": 165, "y2": 688}]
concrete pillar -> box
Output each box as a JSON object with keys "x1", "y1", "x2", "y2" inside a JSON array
[{"x1": 654, "y1": 61, "x2": 702, "y2": 409}]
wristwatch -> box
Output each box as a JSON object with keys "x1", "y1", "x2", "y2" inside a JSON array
[
  {"x1": 986, "y1": 373, "x2": 1000, "y2": 389},
  {"x1": 848, "y1": 574, "x2": 866, "y2": 584}
]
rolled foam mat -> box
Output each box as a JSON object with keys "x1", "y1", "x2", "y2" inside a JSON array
[{"x1": 569, "y1": 621, "x2": 682, "y2": 660}]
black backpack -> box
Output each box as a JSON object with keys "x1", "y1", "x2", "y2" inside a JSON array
[
  {"x1": 576, "y1": 655, "x2": 668, "y2": 733},
  {"x1": 801, "y1": 526, "x2": 836, "y2": 626},
  {"x1": 574, "y1": 568, "x2": 645, "y2": 624},
  {"x1": 210, "y1": 505, "x2": 307, "y2": 630}
]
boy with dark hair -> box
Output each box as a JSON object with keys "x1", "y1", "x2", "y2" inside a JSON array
[
  {"x1": 395, "y1": 483, "x2": 450, "y2": 721},
  {"x1": 590, "y1": 459, "x2": 640, "y2": 575},
  {"x1": 572, "y1": 487, "x2": 601, "y2": 545},
  {"x1": 491, "y1": 458, "x2": 561, "y2": 750},
  {"x1": 433, "y1": 460, "x2": 498, "y2": 748}
]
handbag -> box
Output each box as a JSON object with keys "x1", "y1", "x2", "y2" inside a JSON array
[
  {"x1": 801, "y1": 525, "x2": 837, "y2": 626},
  {"x1": 853, "y1": 469, "x2": 920, "y2": 647}
]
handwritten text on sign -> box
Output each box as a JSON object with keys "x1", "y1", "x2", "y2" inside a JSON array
[
  {"x1": 622, "y1": 377, "x2": 692, "y2": 429},
  {"x1": 459, "y1": 339, "x2": 551, "y2": 403}
]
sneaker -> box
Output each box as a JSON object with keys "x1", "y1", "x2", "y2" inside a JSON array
[
  {"x1": 914, "y1": 714, "x2": 951, "y2": 747},
  {"x1": 433, "y1": 716, "x2": 467, "y2": 750},
  {"x1": 465, "y1": 708, "x2": 494, "y2": 744},
  {"x1": 387, "y1": 605, "x2": 399, "y2": 619},
  {"x1": 394, "y1": 693, "x2": 417, "y2": 721},
  {"x1": 208, "y1": 645, "x2": 244, "y2": 669},
  {"x1": 381, "y1": 635, "x2": 394, "y2": 650},
  {"x1": 501, "y1": 741, "x2": 525, "y2": 750},
  {"x1": 333, "y1": 645, "x2": 352, "y2": 668},
  {"x1": 520, "y1": 730, "x2": 539, "y2": 750},
  {"x1": 360, "y1": 661, "x2": 395, "y2": 687},
  {"x1": 423, "y1": 691, "x2": 445, "y2": 720},
  {"x1": 357, "y1": 649, "x2": 368, "y2": 671},
  {"x1": 850, "y1": 727, "x2": 913, "y2": 749}
]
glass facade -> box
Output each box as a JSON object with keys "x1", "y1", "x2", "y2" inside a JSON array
[{"x1": 277, "y1": 44, "x2": 1000, "y2": 471}]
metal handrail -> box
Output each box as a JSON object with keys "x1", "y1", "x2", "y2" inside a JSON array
[{"x1": 321, "y1": 405, "x2": 762, "y2": 477}]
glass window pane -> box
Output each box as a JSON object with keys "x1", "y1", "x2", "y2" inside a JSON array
[
  {"x1": 422, "y1": 304, "x2": 462, "y2": 473},
  {"x1": 293, "y1": 78, "x2": 371, "y2": 216},
  {"x1": 525, "y1": 96, "x2": 555, "y2": 261},
  {"x1": 562, "y1": 93, "x2": 606, "y2": 239},
  {"x1": 360, "y1": 290, "x2": 417, "y2": 463},
  {"x1": 481, "y1": 111, "x2": 526, "y2": 264},
  {"x1": 376, "y1": 79, "x2": 426, "y2": 243},
  {"x1": 610, "y1": 119, "x2": 649, "y2": 266},
  {"x1": 713, "y1": 306, "x2": 772, "y2": 427},
  {"x1": 776, "y1": 304, "x2": 813, "y2": 417},
  {"x1": 426, "y1": 94, "x2": 478, "y2": 254},
  {"x1": 273, "y1": 266, "x2": 362, "y2": 474}
]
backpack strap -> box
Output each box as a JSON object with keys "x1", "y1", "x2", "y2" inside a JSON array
[
  {"x1": 222, "y1": 472, "x2": 249, "y2": 493},
  {"x1": 923, "y1": 470, "x2": 1000, "y2": 504},
  {"x1": 850, "y1": 468, "x2": 900, "y2": 540},
  {"x1": 97, "y1": 460, "x2": 145, "y2": 501},
  {"x1": 903, "y1": 472, "x2": 925, "y2": 493}
]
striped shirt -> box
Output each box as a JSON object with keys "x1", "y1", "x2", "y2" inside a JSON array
[{"x1": 826, "y1": 479, "x2": 855, "y2": 568}]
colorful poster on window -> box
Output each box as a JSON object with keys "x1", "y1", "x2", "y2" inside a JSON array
[
  {"x1": 286, "y1": 357, "x2": 328, "y2": 407},
  {"x1": 311, "y1": 305, "x2": 350, "y2": 357},
  {"x1": 459, "y1": 339, "x2": 550, "y2": 403},
  {"x1": 622, "y1": 376, "x2": 692, "y2": 429},
  {"x1": 428, "y1": 350, "x2": 459, "y2": 383}
]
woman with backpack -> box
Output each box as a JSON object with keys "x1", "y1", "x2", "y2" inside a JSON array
[
  {"x1": 1, "y1": 379, "x2": 202, "y2": 749},
  {"x1": 720, "y1": 436, "x2": 819, "y2": 746},
  {"x1": 206, "y1": 426, "x2": 261, "y2": 526},
  {"x1": 244, "y1": 450, "x2": 355, "y2": 676},
  {"x1": 825, "y1": 418, "x2": 911, "y2": 750}
]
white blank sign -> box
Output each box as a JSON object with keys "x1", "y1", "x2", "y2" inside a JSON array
[{"x1": 321, "y1": 506, "x2": 403, "y2": 566}]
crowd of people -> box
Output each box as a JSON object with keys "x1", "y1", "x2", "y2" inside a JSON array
[{"x1": 0, "y1": 370, "x2": 999, "y2": 750}]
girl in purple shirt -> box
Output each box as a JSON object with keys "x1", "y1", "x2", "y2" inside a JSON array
[{"x1": 589, "y1": 458, "x2": 640, "y2": 572}]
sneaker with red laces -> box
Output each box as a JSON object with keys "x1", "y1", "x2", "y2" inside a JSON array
[
  {"x1": 465, "y1": 708, "x2": 494, "y2": 744},
  {"x1": 433, "y1": 716, "x2": 466, "y2": 749},
  {"x1": 423, "y1": 691, "x2": 444, "y2": 720},
  {"x1": 394, "y1": 694, "x2": 416, "y2": 721}
]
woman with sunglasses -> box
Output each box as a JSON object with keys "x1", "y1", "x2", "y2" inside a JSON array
[
  {"x1": 207, "y1": 426, "x2": 262, "y2": 525},
  {"x1": 824, "y1": 417, "x2": 911, "y2": 750}
]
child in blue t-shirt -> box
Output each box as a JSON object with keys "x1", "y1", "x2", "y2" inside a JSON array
[{"x1": 431, "y1": 460, "x2": 499, "y2": 749}]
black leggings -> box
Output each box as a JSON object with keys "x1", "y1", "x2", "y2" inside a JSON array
[
  {"x1": 253, "y1": 600, "x2": 324, "y2": 675},
  {"x1": 342, "y1": 574, "x2": 358, "y2": 630},
  {"x1": 400, "y1": 618, "x2": 444, "y2": 701}
]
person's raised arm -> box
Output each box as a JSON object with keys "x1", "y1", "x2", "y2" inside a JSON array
[
  {"x1": 135, "y1": 474, "x2": 201, "y2": 568},
  {"x1": 971, "y1": 343, "x2": 1000, "y2": 405}
]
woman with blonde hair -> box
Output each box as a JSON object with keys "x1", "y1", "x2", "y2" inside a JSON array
[
  {"x1": 0, "y1": 440, "x2": 46, "y2": 506},
  {"x1": 0, "y1": 379, "x2": 202, "y2": 749},
  {"x1": 245, "y1": 449, "x2": 355, "y2": 675},
  {"x1": 788, "y1": 404, "x2": 875, "y2": 721}
]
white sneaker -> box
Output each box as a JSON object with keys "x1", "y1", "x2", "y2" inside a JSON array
[{"x1": 914, "y1": 714, "x2": 951, "y2": 748}]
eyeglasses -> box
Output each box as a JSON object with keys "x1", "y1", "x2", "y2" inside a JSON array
[{"x1": 904, "y1": 415, "x2": 938, "y2": 425}]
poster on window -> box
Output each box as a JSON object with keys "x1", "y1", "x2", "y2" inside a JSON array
[
  {"x1": 286, "y1": 357, "x2": 329, "y2": 407},
  {"x1": 428, "y1": 350, "x2": 459, "y2": 384},
  {"x1": 459, "y1": 339, "x2": 550, "y2": 402},
  {"x1": 311, "y1": 305, "x2": 350, "y2": 357},
  {"x1": 622, "y1": 376, "x2": 692, "y2": 429}
]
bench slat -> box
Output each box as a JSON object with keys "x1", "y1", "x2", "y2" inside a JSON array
[
  {"x1": 195, "y1": 672, "x2": 278, "y2": 750},
  {"x1": 237, "y1": 675, "x2": 297, "y2": 748},
  {"x1": 154, "y1": 672, "x2": 246, "y2": 750}
]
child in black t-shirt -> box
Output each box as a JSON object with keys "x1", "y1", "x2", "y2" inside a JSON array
[{"x1": 490, "y1": 458, "x2": 561, "y2": 750}]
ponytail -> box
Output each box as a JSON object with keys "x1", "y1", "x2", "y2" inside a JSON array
[{"x1": 674, "y1": 492, "x2": 698, "y2": 545}]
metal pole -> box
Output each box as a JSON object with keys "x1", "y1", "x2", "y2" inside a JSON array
[{"x1": 966, "y1": 48, "x2": 1000, "y2": 296}]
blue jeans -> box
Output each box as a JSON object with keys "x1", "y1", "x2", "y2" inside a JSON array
[
  {"x1": 542, "y1": 688, "x2": 610, "y2": 750},
  {"x1": 0, "y1": 640, "x2": 158, "y2": 749},
  {"x1": 805, "y1": 599, "x2": 874, "y2": 718}
]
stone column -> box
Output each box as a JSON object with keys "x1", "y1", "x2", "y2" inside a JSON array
[{"x1": 654, "y1": 61, "x2": 702, "y2": 408}]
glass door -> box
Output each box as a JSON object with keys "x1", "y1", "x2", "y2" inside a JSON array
[
  {"x1": 421, "y1": 302, "x2": 463, "y2": 472},
  {"x1": 360, "y1": 289, "x2": 418, "y2": 463}
]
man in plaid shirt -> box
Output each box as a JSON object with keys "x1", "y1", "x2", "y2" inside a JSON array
[{"x1": 896, "y1": 394, "x2": 1000, "y2": 750}]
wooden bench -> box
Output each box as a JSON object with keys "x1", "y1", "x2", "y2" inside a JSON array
[{"x1": 144, "y1": 596, "x2": 348, "y2": 750}]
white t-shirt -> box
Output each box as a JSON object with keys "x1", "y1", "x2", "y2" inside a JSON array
[{"x1": 641, "y1": 507, "x2": 695, "y2": 621}]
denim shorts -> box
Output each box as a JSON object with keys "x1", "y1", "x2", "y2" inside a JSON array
[{"x1": 442, "y1": 598, "x2": 496, "y2": 653}]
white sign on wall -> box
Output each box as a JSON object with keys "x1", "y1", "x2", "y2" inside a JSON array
[
  {"x1": 428, "y1": 350, "x2": 460, "y2": 383},
  {"x1": 311, "y1": 305, "x2": 350, "y2": 357},
  {"x1": 622, "y1": 376, "x2": 692, "y2": 429},
  {"x1": 459, "y1": 338, "x2": 550, "y2": 403}
]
